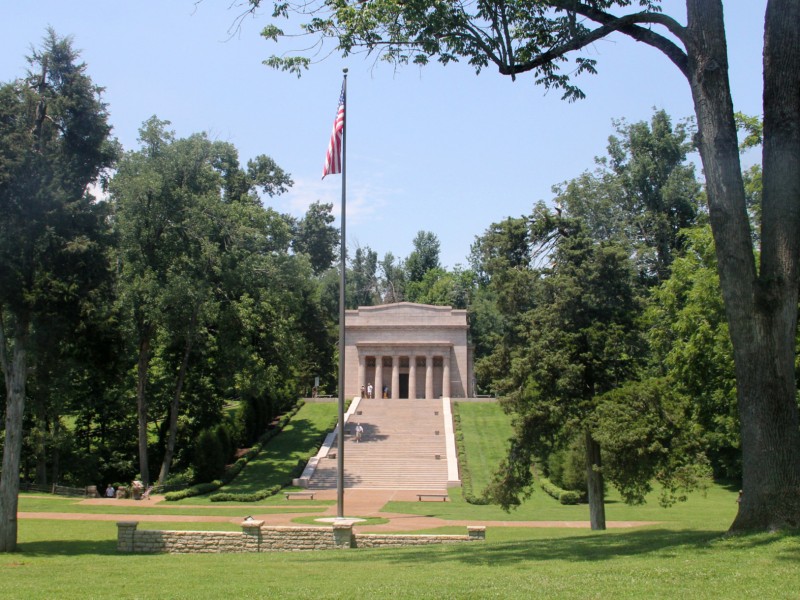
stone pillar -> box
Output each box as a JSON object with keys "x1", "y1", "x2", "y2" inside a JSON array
[
  {"x1": 117, "y1": 521, "x2": 139, "y2": 552},
  {"x1": 241, "y1": 519, "x2": 264, "y2": 552},
  {"x1": 332, "y1": 522, "x2": 354, "y2": 549},
  {"x1": 374, "y1": 355, "x2": 383, "y2": 400},
  {"x1": 425, "y1": 354, "x2": 434, "y2": 400},
  {"x1": 408, "y1": 356, "x2": 417, "y2": 400},
  {"x1": 391, "y1": 354, "x2": 400, "y2": 400},
  {"x1": 357, "y1": 352, "x2": 366, "y2": 398},
  {"x1": 442, "y1": 348, "x2": 451, "y2": 399}
]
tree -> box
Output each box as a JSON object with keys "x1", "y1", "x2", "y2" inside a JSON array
[
  {"x1": 489, "y1": 219, "x2": 643, "y2": 530},
  {"x1": 555, "y1": 110, "x2": 701, "y2": 284},
  {"x1": 253, "y1": 0, "x2": 800, "y2": 531},
  {"x1": 645, "y1": 225, "x2": 740, "y2": 478},
  {"x1": 405, "y1": 231, "x2": 441, "y2": 284},
  {"x1": 293, "y1": 201, "x2": 339, "y2": 275},
  {"x1": 379, "y1": 252, "x2": 406, "y2": 303},
  {"x1": 112, "y1": 117, "x2": 296, "y2": 486},
  {"x1": 0, "y1": 30, "x2": 116, "y2": 551},
  {"x1": 349, "y1": 245, "x2": 380, "y2": 307}
]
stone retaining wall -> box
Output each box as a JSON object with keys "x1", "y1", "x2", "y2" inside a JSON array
[{"x1": 117, "y1": 520, "x2": 485, "y2": 554}]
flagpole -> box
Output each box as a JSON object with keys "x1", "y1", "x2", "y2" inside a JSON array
[{"x1": 337, "y1": 68, "x2": 348, "y2": 519}]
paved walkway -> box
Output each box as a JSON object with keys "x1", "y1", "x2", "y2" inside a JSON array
[{"x1": 20, "y1": 489, "x2": 658, "y2": 531}]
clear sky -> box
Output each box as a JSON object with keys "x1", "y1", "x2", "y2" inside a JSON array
[{"x1": 1, "y1": 1, "x2": 766, "y2": 269}]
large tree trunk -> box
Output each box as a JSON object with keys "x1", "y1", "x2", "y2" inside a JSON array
[
  {"x1": 0, "y1": 317, "x2": 29, "y2": 552},
  {"x1": 685, "y1": 0, "x2": 800, "y2": 531},
  {"x1": 136, "y1": 329, "x2": 153, "y2": 487},
  {"x1": 157, "y1": 312, "x2": 197, "y2": 486},
  {"x1": 585, "y1": 429, "x2": 606, "y2": 531}
]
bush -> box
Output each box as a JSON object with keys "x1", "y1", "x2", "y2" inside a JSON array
[
  {"x1": 209, "y1": 485, "x2": 282, "y2": 502},
  {"x1": 164, "y1": 481, "x2": 223, "y2": 501},
  {"x1": 192, "y1": 428, "x2": 226, "y2": 483},
  {"x1": 539, "y1": 476, "x2": 581, "y2": 505},
  {"x1": 547, "y1": 436, "x2": 588, "y2": 497}
]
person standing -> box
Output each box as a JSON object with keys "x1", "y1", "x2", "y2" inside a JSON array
[{"x1": 367, "y1": 383, "x2": 373, "y2": 399}]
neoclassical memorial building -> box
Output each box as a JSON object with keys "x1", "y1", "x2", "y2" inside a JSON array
[{"x1": 344, "y1": 303, "x2": 472, "y2": 399}]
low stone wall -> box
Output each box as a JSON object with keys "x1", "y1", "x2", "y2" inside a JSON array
[
  {"x1": 117, "y1": 520, "x2": 485, "y2": 554},
  {"x1": 354, "y1": 527, "x2": 486, "y2": 548}
]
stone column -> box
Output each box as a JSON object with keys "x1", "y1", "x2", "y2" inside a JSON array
[
  {"x1": 425, "y1": 354, "x2": 434, "y2": 400},
  {"x1": 442, "y1": 348, "x2": 451, "y2": 399},
  {"x1": 374, "y1": 355, "x2": 383, "y2": 400},
  {"x1": 357, "y1": 352, "x2": 366, "y2": 398},
  {"x1": 391, "y1": 354, "x2": 400, "y2": 400},
  {"x1": 332, "y1": 522, "x2": 354, "y2": 549},
  {"x1": 408, "y1": 356, "x2": 417, "y2": 400},
  {"x1": 241, "y1": 519, "x2": 264, "y2": 552},
  {"x1": 117, "y1": 521, "x2": 139, "y2": 552}
]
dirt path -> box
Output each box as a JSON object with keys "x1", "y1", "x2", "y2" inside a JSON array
[{"x1": 20, "y1": 489, "x2": 659, "y2": 531}]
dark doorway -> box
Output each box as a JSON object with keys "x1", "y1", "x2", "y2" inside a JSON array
[{"x1": 399, "y1": 374, "x2": 409, "y2": 399}]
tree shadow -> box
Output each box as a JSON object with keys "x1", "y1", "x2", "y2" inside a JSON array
[
  {"x1": 343, "y1": 528, "x2": 800, "y2": 567},
  {"x1": 14, "y1": 539, "x2": 117, "y2": 557}
]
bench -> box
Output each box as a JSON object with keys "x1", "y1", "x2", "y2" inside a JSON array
[
  {"x1": 417, "y1": 494, "x2": 448, "y2": 502},
  {"x1": 284, "y1": 491, "x2": 315, "y2": 500}
]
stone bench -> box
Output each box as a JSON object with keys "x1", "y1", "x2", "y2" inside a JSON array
[
  {"x1": 284, "y1": 491, "x2": 315, "y2": 500},
  {"x1": 417, "y1": 494, "x2": 448, "y2": 502}
]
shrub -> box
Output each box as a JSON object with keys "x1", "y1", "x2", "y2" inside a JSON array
[
  {"x1": 192, "y1": 428, "x2": 226, "y2": 483},
  {"x1": 539, "y1": 476, "x2": 581, "y2": 505}
]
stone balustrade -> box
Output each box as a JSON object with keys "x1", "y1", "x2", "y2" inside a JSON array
[{"x1": 117, "y1": 520, "x2": 485, "y2": 554}]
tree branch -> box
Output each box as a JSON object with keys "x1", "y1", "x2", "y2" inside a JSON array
[{"x1": 503, "y1": 5, "x2": 688, "y2": 79}]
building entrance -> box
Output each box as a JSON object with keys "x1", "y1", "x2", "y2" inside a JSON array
[{"x1": 399, "y1": 374, "x2": 409, "y2": 399}]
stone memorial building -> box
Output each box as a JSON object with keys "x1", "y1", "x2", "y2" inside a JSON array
[{"x1": 344, "y1": 303, "x2": 472, "y2": 399}]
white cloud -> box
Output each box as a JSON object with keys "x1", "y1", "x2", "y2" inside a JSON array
[{"x1": 275, "y1": 176, "x2": 396, "y2": 227}]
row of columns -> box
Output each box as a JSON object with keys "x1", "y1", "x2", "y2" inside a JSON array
[{"x1": 357, "y1": 349, "x2": 451, "y2": 399}]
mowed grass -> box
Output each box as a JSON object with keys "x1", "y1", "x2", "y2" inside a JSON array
[
  {"x1": 6, "y1": 399, "x2": 800, "y2": 599},
  {"x1": 7, "y1": 519, "x2": 799, "y2": 599},
  {"x1": 455, "y1": 401, "x2": 514, "y2": 493}
]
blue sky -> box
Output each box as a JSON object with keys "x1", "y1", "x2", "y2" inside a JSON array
[{"x1": 1, "y1": 1, "x2": 766, "y2": 269}]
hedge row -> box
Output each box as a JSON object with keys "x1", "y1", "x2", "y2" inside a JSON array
[
  {"x1": 538, "y1": 476, "x2": 581, "y2": 505},
  {"x1": 164, "y1": 400, "x2": 306, "y2": 502}
]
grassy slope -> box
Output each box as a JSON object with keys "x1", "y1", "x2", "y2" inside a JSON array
[
  {"x1": 174, "y1": 401, "x2": 338, "y2": 504},
  {"x1": 7, "y1": 400, "x2": 800, "y2": 599},
  {"x1": 455, "y1": 401, "x2": 514, "y2": 494}
]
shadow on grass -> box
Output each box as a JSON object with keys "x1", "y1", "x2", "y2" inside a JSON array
[
  {"x1": 345, "y1": 528, "x2": 800, "y2": 566},
  {"x1": 16, "y1": 539, "x2": 118, "y2": 557},
  {"x1": 217, "y1": 415, "x2": 333, "y2": 495}
]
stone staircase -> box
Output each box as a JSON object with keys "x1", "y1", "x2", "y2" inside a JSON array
[{"x1": 307, "y1": 398, "x2": 451, "y2": 490}]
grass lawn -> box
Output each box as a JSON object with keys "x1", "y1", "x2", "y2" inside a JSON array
[
  {"x1": 7, "y1": 518, "x2": 799, "y2": 599},
  {"x1": 455, "y1": 401, "x2": 514, "y2": 494}
]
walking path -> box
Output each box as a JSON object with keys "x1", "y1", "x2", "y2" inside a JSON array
[{"x1": 20, "y1": 489, "x2": 658, "y2": 531}]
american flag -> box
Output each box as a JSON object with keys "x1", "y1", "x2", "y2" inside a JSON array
[{"x1": 322, "y1": 83, "x2": 345, "y2": 179}]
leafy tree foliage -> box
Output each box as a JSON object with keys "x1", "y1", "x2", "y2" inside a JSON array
[
  {"x1": 293, "y1": 201, "x2": 339, "y2": 275},
  {"x1": 554, "y1": 110, "x2": 700, "y2": 283},
  {"x1": 488, "y1": 219, "x2": 642, "y2": 529},
  {"x1": 405, "y1": 230, "x2": 441, "y2": 284},
  {"x1": 645, "y1": 225, "x2": 739, "y2": 478}
]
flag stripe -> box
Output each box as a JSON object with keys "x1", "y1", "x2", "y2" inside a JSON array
[{"x1": 322, "y1": 84, "x2": 345, "y2": 179}]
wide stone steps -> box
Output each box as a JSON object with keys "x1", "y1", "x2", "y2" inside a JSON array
[{"x1": 307, "y1": 398, "x2": 450, "y2": 490}]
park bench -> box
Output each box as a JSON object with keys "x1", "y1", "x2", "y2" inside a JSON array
[
  {"x1": 417, "y1": 493, "x2": 448, "y2": 502},
  {"x1": 284, "y1": 491, "x2": 315, "y2": 500}
]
